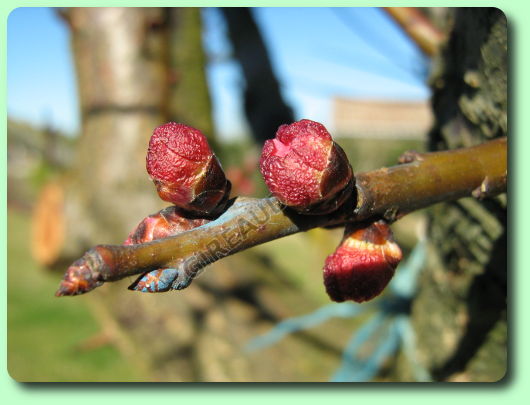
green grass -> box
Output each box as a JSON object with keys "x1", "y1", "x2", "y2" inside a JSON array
[{"x1": 7, "y1": 210, "x2": 150, "y2": 382}]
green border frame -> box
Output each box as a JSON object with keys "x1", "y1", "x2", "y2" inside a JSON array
[{"x1": 2, "y1": 0, "x2": 527, "y2": 400}]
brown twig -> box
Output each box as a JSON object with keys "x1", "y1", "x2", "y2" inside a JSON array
[
  {"x1": 56, "y1": 138, "x2": 507, "y2": 296},
  {"x1": 383, "y1": 7, "x2": 446, "y2": 57}
]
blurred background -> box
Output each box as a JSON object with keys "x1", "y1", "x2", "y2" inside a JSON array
[{"x1": 7, "y1": 7, "x2": 507, "y2": 382}]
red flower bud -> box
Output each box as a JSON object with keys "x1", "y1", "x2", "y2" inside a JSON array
[
  {"x1": 123, "y1": 206, "x2": 209, "y2": 246},
  {"x1": 323, "y1": 221, "x2": 402, "y2": 303},
  {"x1": 123, "y1": 206, "x2": 210, "y2": 292},
  {"x1": 146, "y1": 122, "x2": 230, "y2": 215},
  {"x1": 260, "y1": 119, "x2": 353, "y2": 214}
]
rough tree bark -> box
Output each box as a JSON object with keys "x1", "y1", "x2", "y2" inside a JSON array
[
  {"x1": 394, "y1": 8, "x2": 507, "y2": 382},
  {"x1": 33, "y1": 7, "x2": 508, "y2": 382}
]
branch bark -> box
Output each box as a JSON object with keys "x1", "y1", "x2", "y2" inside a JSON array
[
  {"x1": 383, "y1": 7, "x2": 446, "y2": 57},
  {"x1": 56, "y1": 138, "x2": 507, "y2": 296}
]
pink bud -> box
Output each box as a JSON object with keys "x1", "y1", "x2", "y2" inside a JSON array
[
  {"x1": 123, "y1": 206, "x2": 210, "y2": 292},
  {"x1": 260, "y1": 119, "x2": 353, "y2": 214},
  {"x1": 146, "y1": 122, "x2": 230, "y2": 215},
  {"x1": 124, "y1": 206, "x2": 209, "y2": 246},
  {"x1": 323, "y1": 221, "x2": 402, "y2": 303}
]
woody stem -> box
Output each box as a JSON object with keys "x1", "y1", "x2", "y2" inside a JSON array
[{"x1": 57, "y1": 138, "x2": 507, "y2": 296}]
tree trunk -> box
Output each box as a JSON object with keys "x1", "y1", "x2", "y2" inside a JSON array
[
  {"x1": 33, "y1": 7, "x2": 330, "y2": 382},
  {"x1": 395, "y1": 7, "x2": 507, "y2": 382},
  {"x1": 32, "y1": 8, "x2": 169, "y2": 267},
  {"x1": 32, "y1": 8, "x2": 219, "y2": 267},
  {"x1": 166, "y1": 8, "x2": 217, "y2": 150},
  {"x1": 220, "y1": 8, "x2": 294, "y2": 144}
]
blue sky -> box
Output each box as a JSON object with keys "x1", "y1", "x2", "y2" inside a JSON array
[
  {"x1": 8, "y1": 7, "x2": 78, "y2": 135},
  {"x1": 7, "y1": 7, "x2": 430, "y2": 140}
]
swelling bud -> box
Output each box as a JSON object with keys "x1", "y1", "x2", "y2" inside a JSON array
[
  {"x1": 123, "y1": 206, "x2": 209, "y2": 246},
  {"x1": 123, "y1": 206, "x2": 210, "y2": 293},
  {"x1": 323, "y1": 221, "x2": 402, "y2": 303},
  {"x1": 146, "y1": 122, "x2": 230, "y2": 215},
  {"x1": 260, "y1": 119, "x2": 353, "y2": 214}
]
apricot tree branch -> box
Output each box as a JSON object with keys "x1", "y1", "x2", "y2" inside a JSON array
[
  {"x1": 383, "y1": 7, "x2": 446, "y2": 57},
  {"x1": 56, "y1": 138, "x2": 507, "y2": 296}
]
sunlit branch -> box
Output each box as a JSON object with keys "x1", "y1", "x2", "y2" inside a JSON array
[{"x1": 56, "y1": 138, "x2": 507, "y2": 297}]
